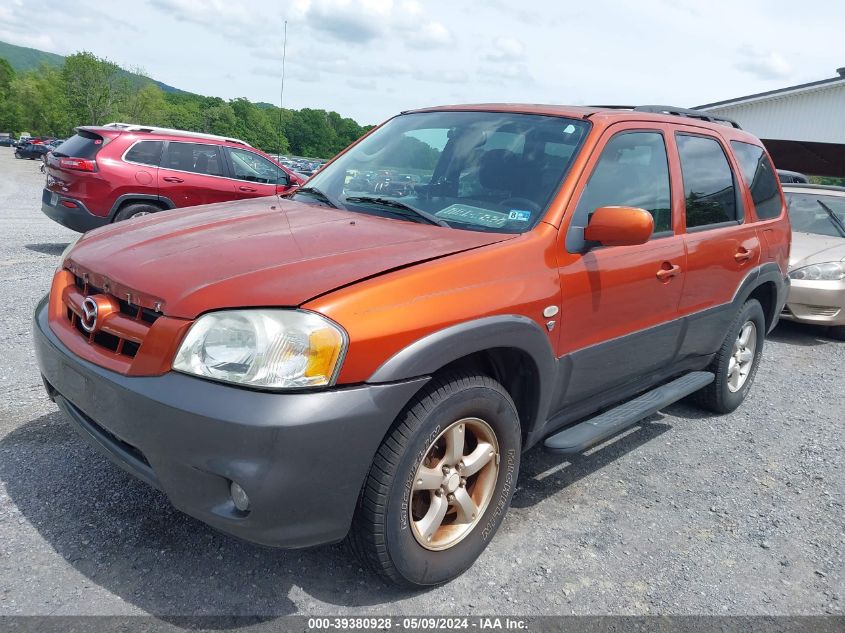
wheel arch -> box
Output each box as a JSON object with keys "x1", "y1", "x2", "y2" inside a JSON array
[
  {"x1": 734, "y1": 262, "x2": 788, "y2": 334},
  {"x1": 368, "y1": 315, "x2": 558, "y2": 445},
  {"x1": 109, "y1": 194, "x2": 175, "y2": 219}
]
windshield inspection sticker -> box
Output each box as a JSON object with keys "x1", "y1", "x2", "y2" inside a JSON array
[
  {"x1": 436, "y1": 204, "x2": 508, "y2": 228},
  {"x1": 508, "y1": 209, "x2": 532, "y2": 222}
]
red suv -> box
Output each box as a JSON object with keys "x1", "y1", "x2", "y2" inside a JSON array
[{"x1": 41, "y1": 123, "x2": 305, "y2": 232}]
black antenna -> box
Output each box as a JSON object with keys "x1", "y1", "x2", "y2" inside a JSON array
[
  {"x1": 275, "y1": 20, "x2": 288, "y2": 191},
  {"x1": 278, "y1": 20, "x2": 288, "y2": 158}
]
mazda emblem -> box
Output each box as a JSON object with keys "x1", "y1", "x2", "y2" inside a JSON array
[{"x1": 80, "y1": 296, "x2": 99, "y2": 333}]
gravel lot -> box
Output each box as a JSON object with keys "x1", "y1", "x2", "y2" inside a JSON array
[{"x1": 0, "y1": 149, "x2": 842, "y2": 620}]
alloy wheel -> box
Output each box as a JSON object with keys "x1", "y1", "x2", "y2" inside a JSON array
[
  {"x1": 728, "y1": 320, "x2": 757, "y2": 392},
  {"x1": 410, "y1": 417, "x2": 499, "y2": 551}
]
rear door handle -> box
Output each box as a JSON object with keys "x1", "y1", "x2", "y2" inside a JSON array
[
  {"x1": 656, "y1": 263, "x2": 682, "y2": 280},
  {"x1": 162, "y1": 176, "x2": 184, "y2": 183},
  {"x1": 239, "y1": 185, "x2": 258, "y2": 192},
  {"x1": 735, "y1": 248, "x2": 753, "y2": 263}
]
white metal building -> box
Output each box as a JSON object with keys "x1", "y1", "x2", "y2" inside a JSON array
[{"x1": 697, "y1": 67, "x2": 845, "y2": 177}]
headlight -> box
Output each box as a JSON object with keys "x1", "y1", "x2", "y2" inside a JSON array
[
  {"x1": 788, "y1": 261, "x2": 845, "y2": 281},
  {"x1": 172, "y1": 310, "x2": 346, "y2": 389}
]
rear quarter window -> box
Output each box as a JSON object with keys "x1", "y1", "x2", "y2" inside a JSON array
[
  {"x1": 52, "y1": 132, "x2": 104, "y2": 159},
  {"x1": 730, "y1": 141, "x2": 782, "y2": 220},
  {"x1": 124, "y1": 141, "x2": 164, "y2": 167}
]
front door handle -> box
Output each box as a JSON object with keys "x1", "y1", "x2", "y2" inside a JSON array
[
  {"x1": 162, "y1": 176, "x2": 184, "y2": 183},
  {"x1": 735, "y1": 248, "x2": 753, "y2": 263},
  {"x1": 656, "y1": 263, "x2": 681, "y2": 281},
  {"x1": 239, "y1": 185, "x2": 258, "y2": 192}
]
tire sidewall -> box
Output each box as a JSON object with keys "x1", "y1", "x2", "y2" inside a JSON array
[
  {"x1": 718, "y1": 300, "x2": 766, "y2": 410},
  {"x1": 385, "y1": 383, "x2": 521, "y2": 586}
]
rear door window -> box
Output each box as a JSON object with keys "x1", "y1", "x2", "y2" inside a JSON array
[
  {"x1": 676, "y1": 134, "x2": 739, "y2": 229},
  {"x1": 730, "y1": 141, "x2": 782, "y2": 220},
  {"x1": 52, "y1": 132, "x2": 104, "y2": 159},
  {"x1": 162, "y1": 142, "x2": 225, "y2": 176},
  {"x1": 124, "y1": 141, "x2": 164, "y2": 167}
]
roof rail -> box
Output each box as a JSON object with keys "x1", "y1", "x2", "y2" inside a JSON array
[
  {"x1": 98, "y1": 122, "x2": 252, "y2": 147},
  {"x1": 632, "y1": 105, "x2": 742, "y2": 129},
  {"x1": 586, "y1": 105, "x2": 742, "y2": 129}
]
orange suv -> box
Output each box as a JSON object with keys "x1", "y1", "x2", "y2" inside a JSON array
[{"x1": 34, "y1": 104, "x2": 791, "y2": 587}]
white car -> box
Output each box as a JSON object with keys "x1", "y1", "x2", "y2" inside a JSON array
[{"x1": 782, "y1": 183, "x2": 845, "y2": 339}]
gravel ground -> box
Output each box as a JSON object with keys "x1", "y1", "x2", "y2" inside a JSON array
[{"x1": 0, "y1": 149, "x2": 842, "y2": 620}]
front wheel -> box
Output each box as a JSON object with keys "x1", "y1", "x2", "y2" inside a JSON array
[
  {"x1": 693, "y1": 299, "x2": 766, "y2": 413},
  {"x1": 349, "y1": 372, "x2": 521, "y2": 587}
]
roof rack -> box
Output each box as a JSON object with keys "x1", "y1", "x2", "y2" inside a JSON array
[
  {"x1": 97, "y1": 122, "x2": 252, "y2": 147},
  {"x1": 587, "y1": 105, "x2": 742, "y2": 129}
]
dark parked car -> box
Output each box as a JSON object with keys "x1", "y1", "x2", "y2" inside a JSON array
[
  {"x1": 778, "y1": 169, "x2": 809, "y2": 184},
  {"x1": 15, "y1": 143, "x2": 51, "y2": 160}
]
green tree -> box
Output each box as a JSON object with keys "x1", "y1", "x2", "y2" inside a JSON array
[{"x1": 63, "y1": 51, "x2": 126, "y2": 125}]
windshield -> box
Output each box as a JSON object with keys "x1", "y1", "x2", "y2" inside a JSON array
[
  {"x1": 786, "y1": 193, "x2": 845, "y2": 238},
  {"x1": 300, "y1": 111, "x2": 590, "y2": 233}
]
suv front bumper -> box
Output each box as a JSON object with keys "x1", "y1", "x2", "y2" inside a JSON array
[{"x1": 33, "y1": 296, "x2": 428, "y2": 548}]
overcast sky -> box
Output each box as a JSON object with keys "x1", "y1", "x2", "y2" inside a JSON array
[{"x1": 1, "y1": 0, "x2": 843, "y2": 125}]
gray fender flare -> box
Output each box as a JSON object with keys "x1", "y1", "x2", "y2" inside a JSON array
[{"x1": 368, "y1": 315, "x2": 558, "y2": 433}]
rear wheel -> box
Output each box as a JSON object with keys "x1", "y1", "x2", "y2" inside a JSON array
[
  {"x1": 14, "y1": 151, "x2": 21, "y2": 159},
  {"x1": 693, "y1": 299, "x2": 765, "y2": 413},
  {"x1": 349, "y1": 372, "x2": 521, "y2": 587},
  {"x1": 113, "y1": 202, "x2": 161, "y2": 222}
]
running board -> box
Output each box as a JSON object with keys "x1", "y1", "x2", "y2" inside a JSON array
[{"x1": 543, "y1": 371, "x2": 714, "y2": 454}]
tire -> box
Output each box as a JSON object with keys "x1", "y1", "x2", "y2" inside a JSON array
[
  {"x1": 14, "y1": 152, "x2": 21, "y2": 159},
  {"x1": 349, "y1": 372, "x2": 521, "y2": 587},
  {"x1": 113, "y1": 202, "x2": 160, "y2": 222},
  {"x1": 693, "y1": 299, "x2": 766, "y2": 413},
  {"x1": 828, "y1": 325, "x2": 845, "y2": 341}
]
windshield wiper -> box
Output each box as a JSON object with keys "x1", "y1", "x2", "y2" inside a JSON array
[
  {"x1": 816, "y1": 199, "x2": 845, "y2": 237},
  {"x1": 344, "y1": 196, "x2": 450, "y2": 227},
  {"x1": 293, "y1": 186, "x2": 338, "y2": 208}
]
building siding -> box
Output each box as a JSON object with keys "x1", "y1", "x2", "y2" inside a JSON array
[{"x1": 700, "y1": 83, "x2": 845, "y2": 144}]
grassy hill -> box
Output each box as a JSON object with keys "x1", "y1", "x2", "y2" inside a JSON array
[{"x1": 0, "y1": 39, "x2": 186, "y2": 94}]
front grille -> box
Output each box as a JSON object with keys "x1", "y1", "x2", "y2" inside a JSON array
[{"x1": 63, "y1": 275, "x2": 160, "y2": 359}]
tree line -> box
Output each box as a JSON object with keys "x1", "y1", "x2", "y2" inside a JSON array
[{"x1": 0, "y1": 51, "x2": 373, "y2": 158}]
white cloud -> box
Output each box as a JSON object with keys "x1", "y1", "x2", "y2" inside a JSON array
[
  {"x1": 733, "y1": 47, "x2": 792, "y2": 81},
  {"x1": 484, "y1": 37, "x2": 525, "y2": 62},
  {"x1": 406, "y1": 21, "x2": 452, "y2": 49},
  {"x1": 296, "y1": 0, "x2": 393, "y2": 43}
]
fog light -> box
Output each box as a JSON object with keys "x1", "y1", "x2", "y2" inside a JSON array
[{"x1": 230, "y1": 481, "x2": 250, "y2": 512}]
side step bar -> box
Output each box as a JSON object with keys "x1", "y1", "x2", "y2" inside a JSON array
[{"x1": 543, "y1": 371, "x2": 714, "y2": 454}]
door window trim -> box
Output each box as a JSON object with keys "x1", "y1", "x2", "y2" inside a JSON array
[{"x1": 673, "y1": 131, "x2": 745, "y2": 233}]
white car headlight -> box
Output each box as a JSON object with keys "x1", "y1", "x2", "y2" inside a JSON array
[
  {"x1": 172, "y1": 310, "x2": 347, "y2": 389},
  {"x1": 789, "y1": 261, "x2": 845, "y2": 281}
]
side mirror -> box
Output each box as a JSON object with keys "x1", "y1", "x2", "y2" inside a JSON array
[{"x1": 583, "y1": 206, "x2": 654, "y2": 247}]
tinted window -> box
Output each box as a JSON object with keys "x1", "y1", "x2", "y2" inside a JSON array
[
  {"x1": 676, "y1": 134, "x2": 738, "y2": 228},
  {"x1": 731, "y1": 141, "x2": 781, "y2": 220},
  {"x1": 52, "y1": 132, "x2": 103, "y2": 159},
  {"x1": 124, "y1": 141, "x2": 164, "y2": 167},
  {"x1": 163, "y1": 142, "x2": 224, "y2": 176},
  {"x1": 228, "y1": 148, "x2": 288, "y2": 184},
  {"x1": 567, "y1": 131, "x2": 672, "y2": 251},
  {"x1": 786, "y1": 193, "x2": 845, "y2": 237}
]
